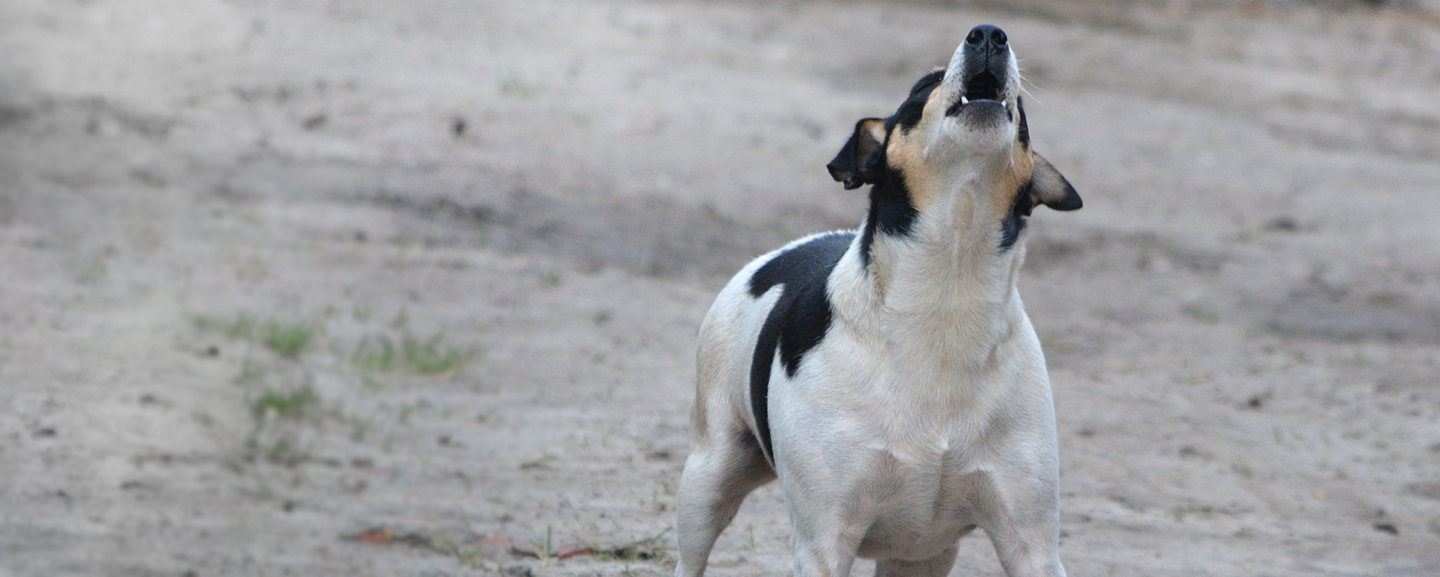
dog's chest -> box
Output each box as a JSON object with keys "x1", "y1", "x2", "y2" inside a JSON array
[
  {"x1": 785, "y1": 337, "x2": 1038, "y2": 560},
  {"x1": 850, "y1": 436, "x2": 990, "y2": 560}
]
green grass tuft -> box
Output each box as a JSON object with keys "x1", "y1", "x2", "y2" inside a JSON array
[
  {"x1": 351, "y1": 332, "x2": 467, "y2": 377},
  {"x1": 253, "y1": 387, "x2": 319, "y2": 419},
  {"x1": 227, "y1": 313, "x2": 258, "y2": 339},
  {"x1": 262, "y1": 321, "x2": 316, "y2": 358}
]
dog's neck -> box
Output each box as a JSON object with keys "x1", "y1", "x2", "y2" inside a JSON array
[{"x1": 834, "y1": 165, "x2": 1028, "y2": 368}]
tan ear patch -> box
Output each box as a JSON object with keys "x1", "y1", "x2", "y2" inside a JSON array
[
  {"x1": 882, "y1": 91, "x2": 954, "y2": 212},
  {"x1": 883, "y1": 129, "x2": 937, "y2": 211}
]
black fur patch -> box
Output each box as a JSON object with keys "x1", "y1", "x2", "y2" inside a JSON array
[
  {"x1": 859, "y1": 166, "x2": 919, "y2": 267},
  {"x1": 1017, "y1": 96, "x2": 1030, "y2": 148},
  {"x1": 894, "y1": 70, "x2": 945, "y2": 133},
  {"x1": 910, "y1": 69, "x2": 946, "y2": 96},
  {"x1": 999, "y1": 179, "x2": 1034, "y2": 252},
  {"x1": 747, "y1": 232, "x2": 854, "y2": 464}
]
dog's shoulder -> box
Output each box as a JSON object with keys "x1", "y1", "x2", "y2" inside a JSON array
[
  {"x1": 747, "y1": 231, "x2": 854, "y2": 300},
  {"x1": 745, "y1": 230, "x2": 855, "y2": 463}
]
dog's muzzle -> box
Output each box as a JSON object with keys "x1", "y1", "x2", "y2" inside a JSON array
[{"x1": 945, "y1": 24, "x2": 1011, "y2": 117}]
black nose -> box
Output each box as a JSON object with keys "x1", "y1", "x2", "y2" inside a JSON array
[{"x1": 965, "y1": 24, "x2": 1007, "y2": 49}]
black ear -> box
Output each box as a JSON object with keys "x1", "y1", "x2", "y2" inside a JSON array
[
  {"x1": 1031, "y1": 153, "x2": 1082, "y2": 211},
  {"x1": 826, "y1": 118, "x2": 887, "y2": 190}
]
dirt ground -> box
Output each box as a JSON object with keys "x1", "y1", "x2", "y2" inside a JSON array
[{"x1": 3, "y1": 0, "x2": 1440, "y2": 575}]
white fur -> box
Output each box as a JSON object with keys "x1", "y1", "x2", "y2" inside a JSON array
[{"x1": 676, "y1": 34, "x2": 1067, "y2": 577}]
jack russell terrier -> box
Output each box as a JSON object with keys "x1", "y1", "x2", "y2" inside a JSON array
[{"x1": 675, "y1": 24, "x2": 1082, "y2": 577}]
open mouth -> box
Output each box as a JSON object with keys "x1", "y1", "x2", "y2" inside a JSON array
[
  {"x1": 945, "y1": 70, "x2": 1006, "y2": 117},
  {"x1": 963, "y1": 71, "x2": 1001, "y2": 102}
]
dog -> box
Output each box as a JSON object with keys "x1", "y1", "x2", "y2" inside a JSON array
[{"x1": 673, "y1": 25, "x2": 1081, "y2": 577}]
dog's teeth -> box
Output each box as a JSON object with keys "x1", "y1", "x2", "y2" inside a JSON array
[{"x1": 960, "y1": 95, "x2": 969, "y2": 104}]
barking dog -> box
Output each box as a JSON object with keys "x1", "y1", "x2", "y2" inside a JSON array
[{"x1": 675, "y1": 25, "x2": 1081, "y2": 577}]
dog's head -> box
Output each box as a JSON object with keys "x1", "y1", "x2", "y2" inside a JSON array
[{"x1": 827, "y1": 25, "x2": 1080, "y2": 252}]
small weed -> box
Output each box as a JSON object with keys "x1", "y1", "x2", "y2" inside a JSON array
[
  {"x1": 540, "y1": 269, "x2": 562, "y2": 288},
  {"x1": 253, "y1": 386, "x2": 319, "y2": 419},
  {"x1": 403, "y1": 334, "x2": 466, "y2": 375},
  {"x1": 79, "y1": 258, "x2": 108, "y2": 283},
  {"x1": 236, "y1": 359, "x2": 267, "y2": 385},
  {"x1": 459, "y1": 546, "x2": 483, "y2": 569},
  {"x1": 248, "y1": 385, "x2": 320, "y2": 464},
  {"x1": 265, "y1": 438, "x2": 300, "y2": 462},
  {"x1": 262, "y1": 320, "x2": 317, "y2": 358},
  {"x1": 500, "y1": 74, "x2": 541, "y2": 98},
  {"x1": 360, "y1": 373, "x2": 384, "y2": 392},
  {"x1": 1230, "y1": 461, "x2": 1255, "y2": 479},
  {"x1": 528, "y1": 526, "x2": 555, "y2": 561},
  {"x1": 735, "y1": 524, "x2": 758, "y2": 552},
  {"x1": 351, "y1": 332, "x2": 468, "y2": 378},
  {"x1": 228, "y1": 314, "x2": 258, "y2": 339}
]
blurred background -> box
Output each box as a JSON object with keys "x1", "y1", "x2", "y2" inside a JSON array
[{"x1": 2, "y1": 0, "x2": 1439, "y2": 575}]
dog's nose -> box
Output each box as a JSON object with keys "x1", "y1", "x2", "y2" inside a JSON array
[{"x1": 965, "y1": 25, "x2": 1007, "y2": 50}]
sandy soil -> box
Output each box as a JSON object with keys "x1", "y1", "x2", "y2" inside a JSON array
[{"x1": 3, "y1": 0, "x2": 1440, "y2": 575}]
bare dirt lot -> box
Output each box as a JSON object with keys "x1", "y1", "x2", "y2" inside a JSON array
[{"x1": 3, "y1": 0, "x2": 1440, "y2": 575}]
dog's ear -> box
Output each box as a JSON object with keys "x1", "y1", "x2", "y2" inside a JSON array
[
  {"x1": 827, "y1": 118, "x2": 887, "y2": 190},
  {"x1": 1030, "y1": 153, "x2": 1082, "y2": 211}
]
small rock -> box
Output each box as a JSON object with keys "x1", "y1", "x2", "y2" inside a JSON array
[
  {"x1": 1265, "y1": 216, "x2": 1298, "y2": 232},
  {"x1": 301, "y1": 113, "x2": 327, "y2": 130}
]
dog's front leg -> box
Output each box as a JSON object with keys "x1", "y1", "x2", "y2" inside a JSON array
[
  {"x1": 787, "y1": 521, "x2": 862, "y2": 577},
  {"x1": 988, "y1": 532, "x2": 1066, "y2": 577},
  {"x1": 982, "y1": 472, "x2": 1067, "y2": 577}
]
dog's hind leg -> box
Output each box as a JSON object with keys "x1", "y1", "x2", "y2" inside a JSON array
[
  {"x1": 872, "y1": 547, "x2": 959, "y2": 577},
  {"x1": 674, "y1": 427, "x2": 774, "y2": 577}
]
